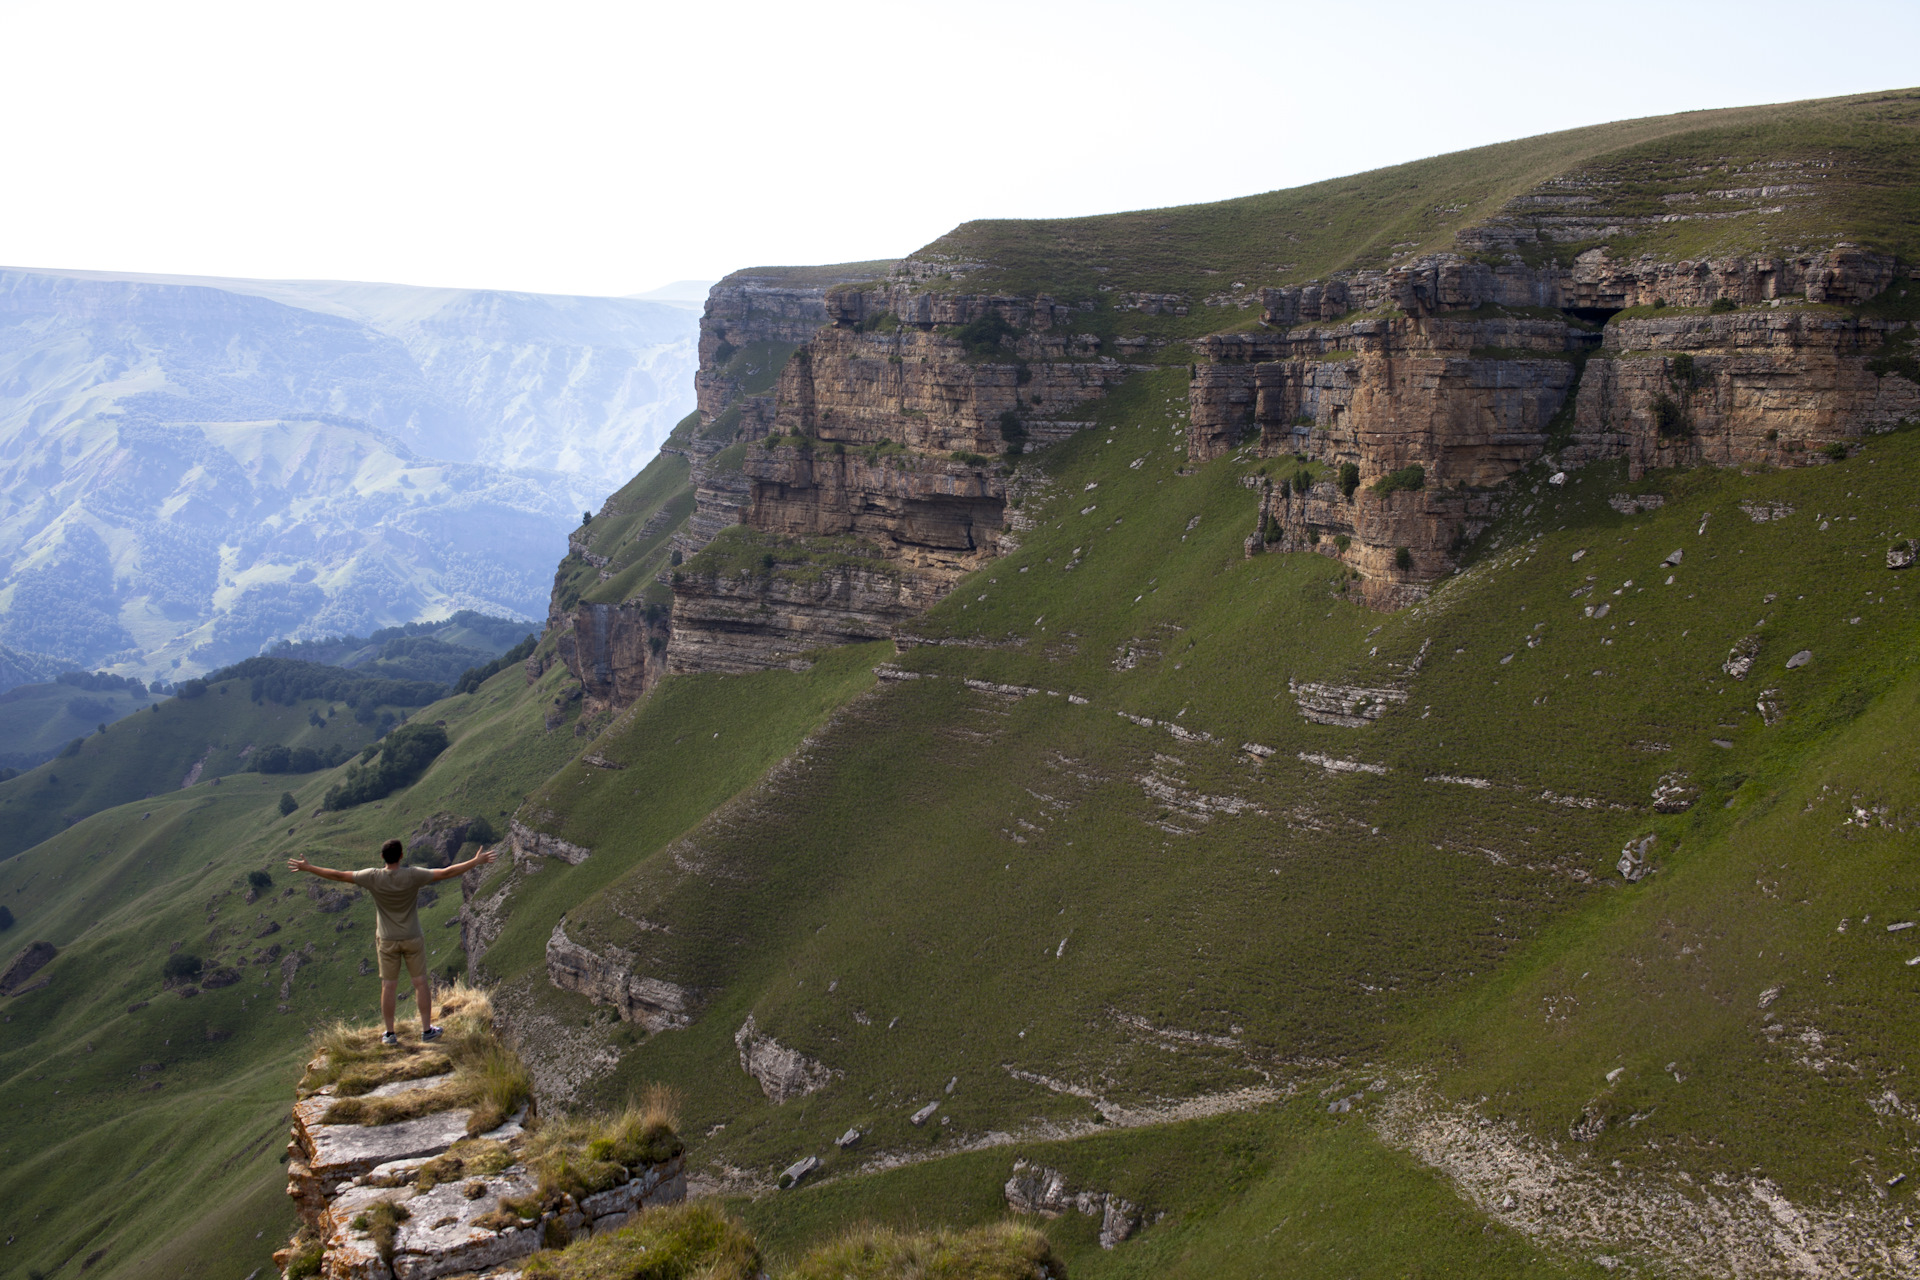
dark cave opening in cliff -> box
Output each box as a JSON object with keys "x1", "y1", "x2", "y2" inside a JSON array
[{"x1": 1563, "y1": 307, "x2": 1621, "y2": 327}]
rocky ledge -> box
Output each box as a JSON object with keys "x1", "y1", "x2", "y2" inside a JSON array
[{"x1": 276, "y1": 993, "x2": 686, "y2": 1280}]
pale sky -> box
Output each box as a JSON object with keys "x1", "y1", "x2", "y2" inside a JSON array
[{"x1": 0, "y1": 0, "x2": 1914, "y2": 298}]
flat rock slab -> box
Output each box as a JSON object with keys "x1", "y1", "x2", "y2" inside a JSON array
[
  {"x1": 323, "y1": 1167, "x2": 542, "y2": 1280},
  {"x1": 392, "y1": 1170, "x2": 541, "y2": 1280},
  {"x1": 304, "y1": 1107, "x2": 475, "y2": 1182}
]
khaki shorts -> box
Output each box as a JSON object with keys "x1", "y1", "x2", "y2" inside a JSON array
[{"x1": 376, "y1": 936, "x2": 426, "y2": 982}]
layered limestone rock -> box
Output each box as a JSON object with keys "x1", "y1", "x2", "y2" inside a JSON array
[
  {"x1": 665, "y1": 290, "x2": 1134, "y2": 670},
  {"x1": 667, "y1": 559, "x2": 922, "y2": 675},
  {"x1": 282, "y1": 1058, "x2": 683, "y2": 1280},
  {"x1": 1004, "y1": 1159, "x2": 1143, "y2": 1249},
  {"x1": 1256, "y1": 246, "x2": 1898, "y2": 324},
  {"x1": 735, "y1": 1013, "x2": 837, "y2": 1103},
  {"x1": 554, "y1": 600, "x2": 671, "y2": 716},
  {"x1": 1199, "y1": 245, "x2": 1916, "y2": 607},
  {"x1": 1567, "y1": 308, "x2": 1920, "y2": 476},
  {"x1": 1199, "y1": 313, "x2": 1574, "y2": 607},
  {"x1": 507, "y1": 819, "x2": 591, "y2": 868},
  {"x1": 545, "y1": 923, "x2": 692, "y2": 1031}
]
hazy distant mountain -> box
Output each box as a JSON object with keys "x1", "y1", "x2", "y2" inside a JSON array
[{"x1": 0, "y1": 268, "x2": 699, "y2": 677}]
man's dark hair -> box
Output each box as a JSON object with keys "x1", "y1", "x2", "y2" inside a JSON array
[{"x1": 381, "y1": 839, "x2": 404, "y2": 864}]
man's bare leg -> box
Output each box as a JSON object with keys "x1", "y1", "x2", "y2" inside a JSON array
[
  {"x1": 413, "y1": 976, "x2": 433, "y2": 1032},
  {"x1": 381, "y1": 979, "x2": 399, "y2": 1033}
]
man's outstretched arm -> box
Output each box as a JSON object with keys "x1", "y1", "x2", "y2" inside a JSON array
[
  {"x1": 288, "y1": 857, "x2": 357, "y2": 884},
  {"x1": 432, "y1": 846, "x2": 498, "y2": 882}
]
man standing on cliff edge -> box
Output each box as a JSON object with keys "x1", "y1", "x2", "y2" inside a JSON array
[{"x1": 289, "y1": 839, "x2": 497, "y2": 1043}]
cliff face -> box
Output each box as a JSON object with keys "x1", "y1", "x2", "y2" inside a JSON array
[
  {"x1": 662, "y1": 285, "x2": 1135, "y2": 672},
  {"x1": 1195, "y1": 248, "x2": 1915, "y2": 606},
  {"x1": 1568, "y1": 308, "x2": 1920, "y2": 473}
]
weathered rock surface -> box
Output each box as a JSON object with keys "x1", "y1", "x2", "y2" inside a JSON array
[
  {"x1": 667, "y1": 561, "x2": 924, "y2": 675},
  {"x1": 1193, "y1": 245, "x2": 1915, "y2": 608},
  {"x1": 1567, "y1": 309, "x2": 1920, "y2": 476},
  {"x1": 0, "y1": 939, "x2": 55, "y2": 995},
  {"x1": 555, "y1": 600, "x2": 670, "y2": 716},
  {"x1": 1290, "y1": 678, "x2": 1409, "y2": 727},
  {"x1": 1004, "y1": 1159, "x2": 1143, "y2": 1249},
  {"x1": 545, "y1": 923, "x2": 692, "y2": 1031},
  {"x1": 508, "y1": 819, "x2": 591, "y2": 867},
  {"x1": 408, "y1": 813, "x2": 478, "y2": 868},
  {"x1": 662, "y1": 278, "x2": 1135, "y2": 672},
  {"x1": 287, "y1": 1060, "x2": 680, "y2": 1280},
  {"x1": 735, "y1": 1013, "x2": 836, "y2": 1103}
]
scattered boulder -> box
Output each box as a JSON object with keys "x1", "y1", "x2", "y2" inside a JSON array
[
  {"x1": 909, "y1": 1101, "x2": 941, "y2": 1126},
  {"x1": 1888, "y1": 540, "x2": 1917, "y2": 570},
  {"x1": 735, "y1": 1015, "x2": 837, "y2": 1103},
  {"x1": 202, "y1": 966, "x2": 241, "y2": 990},
  {"x1": 1661, "y1": 548, "x2": 1684, "y2": 567},
  {"x1": 1618, "y1": 834, "x2": 1656, "y2": 882},
  {"x1": 1650, "y1": 773, "x2": 1697, "y2": 813},
  {"x1": 1723, "y1": 635, "x2": 1760, "y2": 680},
  {"x1": 0, "y1": 940, "x2": 55, "y2": 995},
  {"x1": 778, "y1": 1155, "x2": 819, "y2": 1189},
  {"x1": 1786, "y1": 649, "x2": 1813, "y2": 670},
  {"x1": 835, "y1": 1128, "x2": 861, "y2": 1149}
]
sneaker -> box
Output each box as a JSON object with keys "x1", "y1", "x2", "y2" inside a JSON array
[
  {"x1": 380, "y1": 1031, "x2": 399, "y2": 1046},
  {"x1": 422, "y1": 1024, "x2": 444, "y2": 1042}
]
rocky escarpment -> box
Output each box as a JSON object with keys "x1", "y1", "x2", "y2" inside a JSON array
[
  {"x1": 1567, "y1": 307, "x2": 1920, "y2": 474},
  {"x1": 545, "y1": 922, "x2": 692, "y2": 1031},
  {"x1": 666, "y1": 285, "x2": 1136, "y2": 670},
  {"x1": 1201, "y1": 310, "x2": 1580, "y2": 606},
  {"x1": 1198, "y1": 247, "x2": 1916, "y2": 607}
]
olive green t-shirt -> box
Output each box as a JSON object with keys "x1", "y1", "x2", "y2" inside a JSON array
[{"x1": 351, "y1": 865, "x2": 437, "y2": 940}]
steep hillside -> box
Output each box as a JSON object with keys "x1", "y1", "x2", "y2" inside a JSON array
[
  {"x1": 0, "y1": 674, "x2": 154, "y2": 772},
  {"x1": 4, "y1": 90, "x2": 1919, "y2": 1280},
  {"x1": 0, "y1": 653, "x2": 586, "y2": 1280},
  {"x1": 0, "y1": 661, "x2": 445, "y2": 861}
]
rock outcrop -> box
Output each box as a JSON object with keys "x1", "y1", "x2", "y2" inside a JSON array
[
  {"x1": 545, "y1": 923, "x2": 692, "y2": 1031},
  {"x1": 1566, "y1": 308, "x2": 1920, "y2": 475},
  {"x1": 507, "y1": 819, "x2": 591, "y2": 868},
  {"x1": 408, "y1": 813, "x2": 480, "y2": 869},
  {"x1": 664, "y1": 284, "x2": 1136, "y2": 670},
  {"x1": 1004, "y1": 1159, "x2": 1143, "y2": 1249},
  {"x1": 1197, "y1": 246, "x2": 1916, "y2": 607},
  {"x1": 0, "y1": 939, "x2": 55, "y2": 995},
  {"x1": 555, "y1": 600, "x2": 671, "y2": 716},
  {"x1": 285, "y1": 1073, "x2": 683, "y2": 1279},
  {"x1": 735, "y1": 1014, "x2": 836, "y2": 1103}
]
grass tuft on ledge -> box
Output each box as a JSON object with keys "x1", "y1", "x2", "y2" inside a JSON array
[
  {"x1": 302, "y1": 982, "x2": 532, "y2": 1135},
  {"x1": 785, "y1": 1222, "x2": 1063, "y2": 1280},
  {"x1": 522, "y1": 1200, "x2": 760, "y2": 1280}
]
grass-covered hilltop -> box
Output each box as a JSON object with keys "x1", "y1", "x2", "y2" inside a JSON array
[{"x1": 4, "y1": 88, "x2": 1919, "y2": 1280}]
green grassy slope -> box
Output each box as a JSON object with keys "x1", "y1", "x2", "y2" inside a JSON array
[
  {"x1": 552, "y1": 446, "x2": 694, "y2": 623},
  {"x1": 477, "y1": 367, "x2": 1919, "y2": 1274},
  {"x1": 0, "y1": 655, "x2": 584, "y2": 1280},
  {"x1": 915, "y1": 88, "x2": 1920, "y2": 327},
  {"x1": 0, "y1": 683, "x2": 384, "y2": 862},
  {"x1": 8, "y1": 90, "x2": 1920, "y2": 1280},
  {"x1": 0, "y1": 682, "x2": 152, "y2": 769}
]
